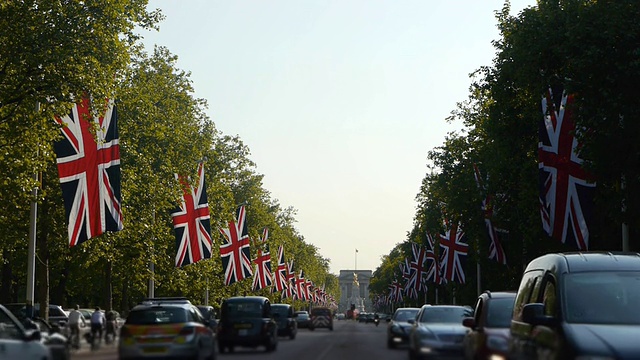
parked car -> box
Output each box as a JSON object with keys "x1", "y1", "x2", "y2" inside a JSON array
[
  {"x1": 0, "y1": 304, "x2": 52, "y2": 359},
  {"x1": 462, "y1": 290, "x2": 515, "y2": 360},
  {"x1": 31, "y1": 317, "x2": 70, "y2": 360},
  {"x1": 309, "y1": 307, "x2": 333, "y2": 331},
  {"x1": 271, "y1": 303, "x2": 297, "y2": 339},
  {"x1": 217, "y1": 296, "x2": 278, "y2": 353},
  {"x1": 4, "y1": 303, "x2": 69, "y2": 326},
  {"x1": 387, "y1": 307, "x2": 420, "y2": 349},
  {"x1": 408, "y1": 305, "x2": 473, "y2": 360},
  {"x1": 509, "y1": 252, "x2": 640, "y2": 360},
  {"x1": 295, "y1": 311, "x2": 311, "y2": 328},
  {"x1": 118, "y1": 297, "x2": 216, "y2": 360},
  {"x1": 196, "y1": 305, "x2": 218, "y2": 333}
]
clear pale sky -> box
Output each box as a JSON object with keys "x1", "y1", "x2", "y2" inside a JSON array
[{"x1": 141, "y1": 0, "x2": 536, "y2": 274}]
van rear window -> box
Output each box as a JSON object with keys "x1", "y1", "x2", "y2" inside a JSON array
[{"x1": 311, "y1": 308, "x2": 330, "y2": 316}]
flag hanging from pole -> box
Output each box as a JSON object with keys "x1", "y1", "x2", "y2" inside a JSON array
[
  {"x1": 172, "y1": 162, "x2": 213, "y2": 267},
  {"x1": 54, "y1": 97, "x2": 123, "y2": 247},
  {"x1": 219, "y1": 205, "x2": 253, "y2": 285}
]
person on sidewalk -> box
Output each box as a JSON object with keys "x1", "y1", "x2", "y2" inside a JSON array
[
  {"x1": 90, "y1": 307, "x2": 106, "y2": 345},
  {"x1": 68, "y1": 305, "x2": 85, "y2": 348}
]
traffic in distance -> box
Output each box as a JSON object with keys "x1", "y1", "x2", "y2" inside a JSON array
[{"x1": 2, "y1": 252, "x2": 640, "y2": 359}]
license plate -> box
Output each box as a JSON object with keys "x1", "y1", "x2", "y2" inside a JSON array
[
  {"x1": 238, "y1": 329, "x2": 248, "y2": 336},
  {"x1": 143, "y1": 346, "x2": 167, "y2": 353}
]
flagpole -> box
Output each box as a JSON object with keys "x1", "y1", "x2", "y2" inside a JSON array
[
  {"x1": 148, "y1": 208, "x2": 155, "y2": 298},
  {"x1": 26, "y1": 101, "x2": 40, "y2": 319}
]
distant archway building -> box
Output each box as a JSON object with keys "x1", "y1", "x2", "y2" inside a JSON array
[{"x1": 338, "y1": 270, "x2": 372, "y2": 313}]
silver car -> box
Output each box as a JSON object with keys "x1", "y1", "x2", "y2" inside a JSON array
[{"x1": 408, "y1": 305, "x2": 473, "y2": 360}]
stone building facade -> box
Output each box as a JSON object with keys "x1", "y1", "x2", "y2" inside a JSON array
[{"x1": 338, "y1": 269, "x2": 372, "y2": 313}]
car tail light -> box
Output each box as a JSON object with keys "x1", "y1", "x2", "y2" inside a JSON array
[{"x1": 176, "y1": 327, "x2": 196, "y2": 343}]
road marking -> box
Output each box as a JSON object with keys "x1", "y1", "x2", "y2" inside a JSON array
[{"x1": 315, "y1": 341, "x2": 335, "y2": 360}]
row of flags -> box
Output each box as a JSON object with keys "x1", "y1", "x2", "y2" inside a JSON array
[
  {"x1": 50, "y1": 84, "x2": 595, "y2": 304},
  {"x1": 51, "y1": 97, "x2": 335, "y2": 307},
  {"x1": 380, "y1": 85, "x2": 597, "y2": 304}
]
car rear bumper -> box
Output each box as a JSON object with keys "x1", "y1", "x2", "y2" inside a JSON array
[{"x1": 118, "y1": 343, "x2": 200, "y2": 359}]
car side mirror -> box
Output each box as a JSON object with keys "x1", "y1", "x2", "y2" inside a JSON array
[
  {"x1": 462, "y1": 317, "x2": 476, "y2": 329},
  {"x1": 522, "y1": 303, "x2": 556, "y2": 327},
  {"x1": 407, "y1": 319, "x2": 415, "y2": 324},
  {"x1": 386, "y1": 318, "x2": 391, "y2": 322}
]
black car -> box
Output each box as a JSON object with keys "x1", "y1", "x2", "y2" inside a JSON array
[
  {"x1": 217, "y1": 296, "x2": 278, "y2": 353},
  {"x1": 271, "y1": 304, "x2": 297, "y2": 339},
  {"x1": 387, "y1": 307, "x2": 420, "y2": 348},
  {"x1": 462, "y1": 290, "x2": 515, "y2": 360},
  {"x1": 295, "y1": 311, "x2": 310, "y2": 328},
  {"x1": 509, "y1": 252, "x2": 640, "y2": 360}
]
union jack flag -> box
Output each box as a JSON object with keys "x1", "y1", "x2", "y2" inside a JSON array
[
  {"x1": 54, "y1": 98, "x2": 123, "y2": 247},
  {"x1": 305, "y1": 279, "x2": 314, "y2": 303},
  {"x1": 408, "y1": 243, "x2": 428, "y2": 293},
  {"x1": 399, "y1": 258, "x2": 417, "y2": 299},
  {"x1": 219, "y1": 205, "x2": 253, "y2": 285},
  {"x1": 172, "y1": 163, "x2": 213, "y2": 267},
  {"x1": 252, "y1": 243, "x2": 272, "y2": 291},
  {"x1": 283, "y1": 261, "x2": 296, "y2": 299},
  {"x1": 294, "y1": 270, "x2": 307, "y2": 301},
  {"x1": 272, "y1": 245, "x2": 289, "y2": 292},
  {"x1": 425, "y1": 233, "x2": 442, "y2": 284},
  {"x1": 439, "y1": 223, "x2": 468, "y2": 284},
  {"x1": 389, "y1": 279, "x2": 403, "y2": 303},
  {"x1": 539, "y1": 86, "x2": 595, "y2": 250},
  {"x1": 473, "y1": 163, "x2": 507, "y2": 265}
]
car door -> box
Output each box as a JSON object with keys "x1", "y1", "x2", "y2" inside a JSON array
[
  {"x1": 509, "y1": 269, "x2": 543, "y2": 360},
  {"x1": 463, "y1": 296, "x2": 483, "y2": 359},
  {"x1": 0, "y1": 310, "x2": 48, "y2": 360},
  {"x1": 530, "y1": 274, "x2": 563, "y2": 360}
]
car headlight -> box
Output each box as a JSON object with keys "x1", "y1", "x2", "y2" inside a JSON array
[{"x1": 486, "y1": 335, "x2": 508, "y2": 352}]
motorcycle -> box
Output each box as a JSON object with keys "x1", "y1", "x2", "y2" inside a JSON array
[{"x1": 374, "y1": 317, "x2": 380, "y2": 327}]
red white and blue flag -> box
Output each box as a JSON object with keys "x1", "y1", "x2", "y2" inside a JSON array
[
  {"x1": 219, "y1": 205, "x2": 253, "y2": 285},
  {"x1": 294, "y1": 270, "x2": 307, "y2": 301},
  {"x1": 272, "y1": 245, "x2": 289, "y2": 292},
  {"x1": 408, "y1": 242, "x2": 429, "y2": 293},
  {"x1": 252, "y1": 242, "x2": 272, "y2": 291},
  {"x1": 283, "y1": 261, "x2": 296, "y2": 299},
  {"x1": 473, "y1": 163, "x2": 507, "y2": 265},
  {"x1": 54, "y1": 98, "x2": 123, "y2": 247},
  {"x1": 539, "y1": 86, "x2": 595, "y2": 250},
  {"x1": 425, "y1": 233, "x2": 442, "y2": 284},
  {"x1": 389, "y1": 279, "x2": 404, "y2": 303},
  {"x1": 439, "y1": 224, "x2": 468, "y2": 284},
  {"x1": 172, "y1": 163, "x2": 213, "y2": 267}
]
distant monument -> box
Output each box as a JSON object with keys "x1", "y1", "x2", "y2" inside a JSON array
[{"x1": 338, "y1": 270, "x2": 372, "y2": 313}]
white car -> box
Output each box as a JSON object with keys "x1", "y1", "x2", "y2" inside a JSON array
[{"x1": 0, "y1": 305, "x2": 52, "y2": 360}]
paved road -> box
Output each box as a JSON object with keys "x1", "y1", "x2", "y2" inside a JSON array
[{"x1": 70, "y1": 320, "x2": 460, "y2": 360}]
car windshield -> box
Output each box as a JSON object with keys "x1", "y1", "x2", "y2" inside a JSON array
[
  {"x1": 393, "y1": 309, "x2": 418, "y2": 322},
  {"x1": 126, "y1": 308, "x2": 188, "y2": 325},
  {"x1": 311, "y1": 308, "x2": 330, "y2": 316},
  {"x1": 223, "y1": 302, "x2": 263, "y2": 319},
  {"x1": 271, "y1": 306, "x2": 289, "y2": 317},
  {"x1": 486, "y1": 298, "x2": 515, "y2": 328},
  {"x1": 297, "y1": 313, "x2": 309, "y2": 320},
  {"x1": 563, "y1": 272, "x2": 640, "y2": 325},
  {"x1": 419, "y1": 307, "x2": 470, "y2": 323}
]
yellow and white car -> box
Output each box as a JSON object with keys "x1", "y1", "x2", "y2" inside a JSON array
[{"x1": 118, "y1": 298, "x2": 216, "y2": 360}]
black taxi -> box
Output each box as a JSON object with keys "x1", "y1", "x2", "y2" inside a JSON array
[{"x1": 217, "y1": 296, "x2": 278, "y2": 353}]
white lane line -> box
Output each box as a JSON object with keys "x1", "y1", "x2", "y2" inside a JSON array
[{"x1": 315, "y1": 341, "x2": 335, "y2": 360}]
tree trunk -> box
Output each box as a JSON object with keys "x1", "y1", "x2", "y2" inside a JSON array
[
  {"x1": 0, "y1": 249, "x2": 13, "y2": 304},
  {"x1": 105, "y1": 261, "x2": 113, "y2": 311}
]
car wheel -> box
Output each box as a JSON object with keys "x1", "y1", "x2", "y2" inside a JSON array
[
  {"x1": 218, "y1": 342, "x2": 225, "y2": 354},
  {"x1": 329, "y1": 326, "x2": 333, "y2": 331}
]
